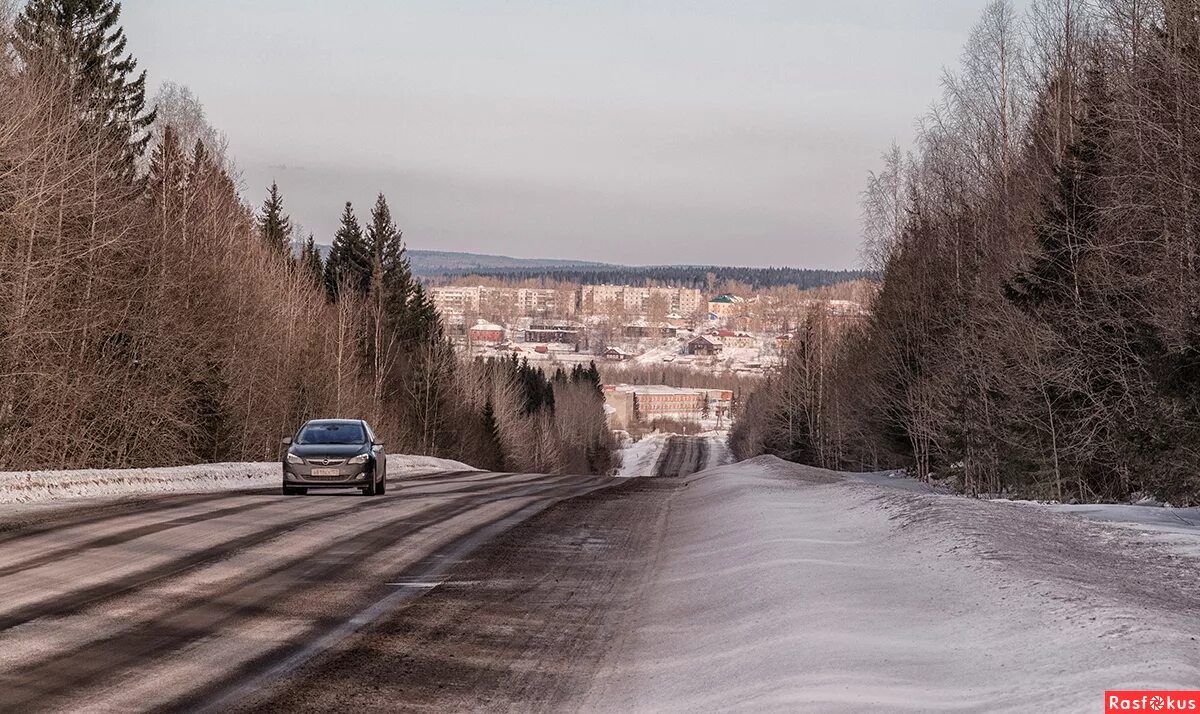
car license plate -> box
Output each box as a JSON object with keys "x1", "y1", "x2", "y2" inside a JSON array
[{"x1": 310, "y1": 468, "x2": 341, "y2": 477}]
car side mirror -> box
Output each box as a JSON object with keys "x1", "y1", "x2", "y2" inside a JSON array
[{"x1": 281, "y1": 437, "x2": 292, "y2": 446}]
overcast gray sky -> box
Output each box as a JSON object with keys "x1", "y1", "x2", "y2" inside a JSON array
[{"x1": 122, "y1": 1, "x2": 1004, "y2": 269}]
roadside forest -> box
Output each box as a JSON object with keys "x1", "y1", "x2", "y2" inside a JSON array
[
  {"x1": 733, "y1": 0, "x2": 1200, "y2": 504},
  {"x1": 0, "y1": 0, "x2": 614, "y2": 474}
]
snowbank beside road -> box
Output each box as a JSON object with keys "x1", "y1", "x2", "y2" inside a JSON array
[
  {"x1": 1034, "y1": 501, "x2": 1200, "y2": 560},
  {"x1": 585, "y1": 456, "x2": 1200, "y2": 713},
  {"x1": 0, "y1": 454, "x2": 480, "y2": 505},
  {"x1": 849, "y1": 470, "x2": 1200, "y2": 559}
]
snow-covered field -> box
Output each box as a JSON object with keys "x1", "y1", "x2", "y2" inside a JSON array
[
  {"x1": 585, "y1": 457, "x2": 1200, "y2": 713},
  {"x1": 0, "y1": 455, "x2": 480, "y2": 505}
]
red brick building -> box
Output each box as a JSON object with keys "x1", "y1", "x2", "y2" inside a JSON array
[{"x1": 468, "y1": 320, "x2": 505, "y2": 343}]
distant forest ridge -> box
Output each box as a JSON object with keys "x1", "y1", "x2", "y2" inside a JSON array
[
  {"x1": 326, "y1": 248, "x2": 872, "y2": 290},
  {"x1": 436, "y1": 265, "x2": 873, "y2": 291},
  {"x1": 406, "y1": 249, "x2": 608, "y2": 274}
]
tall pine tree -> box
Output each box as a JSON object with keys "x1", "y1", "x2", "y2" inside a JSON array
[
  {"x1": 323, "y1": 202, "x2": 371, "y2": 301},
  {"x1": 257, "y1": 182, "x2": 293, "y2": 257},
  {"x1": 14, "y1": 0, "x2": 156, "y2": 173}
]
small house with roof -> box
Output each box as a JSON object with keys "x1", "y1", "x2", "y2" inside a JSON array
[{"x1": 687, "y1": 334, "x2": 723, "y2": 356}]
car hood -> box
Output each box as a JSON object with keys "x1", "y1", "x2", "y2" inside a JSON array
[{"x1": 289, "y1": 443, "x2": 370, "y2": 459}]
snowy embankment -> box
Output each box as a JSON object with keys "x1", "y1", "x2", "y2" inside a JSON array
[
  {"x1": 585, "y1": 457, "x2": 1200, "y2": 713},
  {"x1": 1022, "y1": 501, "x2": 1200, "y2": 560},
  {"x1": 848, "y1": 471, "x2": 1200, "y2": 559},
  {"x1": 0, "y1": 455, "x2": 480, "y2": 505}
]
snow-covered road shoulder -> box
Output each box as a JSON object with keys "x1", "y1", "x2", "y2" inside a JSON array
[
  {"x1": 585, "y1": 456, "x2": 1200, "y2": 713},
  {"x1": 0, "y1": 454, "x2": 481, "y2": 505}
]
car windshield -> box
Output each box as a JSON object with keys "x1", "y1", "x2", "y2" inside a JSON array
[{"x1": 296, "y1": 422, "x2": 366, "y2": 445}]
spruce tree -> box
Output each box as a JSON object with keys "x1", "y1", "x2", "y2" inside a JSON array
[
  {"x1": 586, "y1": 361, "x2": 602, "y2": 395},
  {"x1": 324, "y1": 202, "x2": 371, "y2": 301},
  {"x1": 365, "y1": 193, "x2": 415, "y2": 319},
  {"x1": 257, "y1": 182, "x2": 293, "y2": 257},
  {"x1": 299, "y1": 234, "x2": 324, "y2": 290},
  {"x1": 1004, "y1": 137, "x2": 1099, "y2": 312},
  {"x1": 186, "y1": 139, "x2": 208, "y2": 192},
  {"x1": 146, "y1": 125, "x2": 186, "y2": 218},
  {"x1": 14, "y1": 0, "x2": 156, "y2": 171},
  {"x1": 481, "y1": 398, "x2": 501, "y2": 457},
  {"x1": 409, "y1": 283, "x2": 444, "y2": 342}
]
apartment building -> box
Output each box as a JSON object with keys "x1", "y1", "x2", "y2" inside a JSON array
[
  {"x1": 676, "y1": 288, "x2": 704, "y2": 315},
  {"x1": 580, "y1": 284, "x2": 625, "y2": 312},
  {"x1": 431, "y1": 285, "x2": 573, "y2": 323},
  {"x1": 603, "y1": 384, "x2": 733, "y2": 428},
  {"x1": 516, "y1": 288, "x2": 569, "y2": 316},
  {"x1": 434, "y1": 284, "x2": 703, "y2": 326},
  {"x1": 430, "y1": 286, "x2": 483, "y2": 324},
  {"x1": 580, "y1": 285, "x2": 703, "y2": 316}
]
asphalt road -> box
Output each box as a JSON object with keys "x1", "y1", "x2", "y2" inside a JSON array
[
  {"x1": 0, "y1": 468, "x2": 614, "y2": 713},
  {"x1": 9, "y1": 439, "x2": 1181, "y2": 713},
  {"x1": 652, "y1": 435, "x2": 709, "y2": 478},
  {"x1": 239, "y1": 435, "x2": 712, "y2": 712}
]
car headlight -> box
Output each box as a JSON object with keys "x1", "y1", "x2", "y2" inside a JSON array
[
  {"x1": 347, "y1": 453, "x2": 369, "y2": 465},
  {"x1": 286, "y1": 453, "x2": 304, "y2": 465}
]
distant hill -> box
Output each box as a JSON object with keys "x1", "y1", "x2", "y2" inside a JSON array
[
  {"x1": 304, "y1": 246, "x2": 867, "y2": 289},
  {"x1": 407, "y1": 250, "x2": 609, "y2": 276}
]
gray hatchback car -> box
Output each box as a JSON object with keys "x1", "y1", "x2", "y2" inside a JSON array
[{"x1": 281, "y1": 419, "x2": 387, "y2": 496}]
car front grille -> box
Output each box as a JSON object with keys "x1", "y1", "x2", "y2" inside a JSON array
[{"x1": 305, "y1": 458, "x2": 346, "y2": 466}]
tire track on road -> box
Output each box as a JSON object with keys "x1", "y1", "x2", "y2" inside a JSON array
[
  {"x1": 0, "y1": 475, "x2": 612, "y2": 713},
  {"x1": 234, "y1": 476, "x2": 679, "y2": 714},
  {"x1": 181, "y1": 475, "x2": 618, "y2": 714},
  {"x1": 0, "y1": 469, "x2": 500, "y2": 548},
  {"x1": 0, "y1": 499, "x2": 281, "y2": 578},
  {"x1": 0, "y1": 492, "x2": 273, "y2": 546},
  {"x1": 654, "y1": 437, "x2": 709, "y2": 478},
  {"x1": 0, "y1": 473, "x2": 556, "y2": 635}
]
